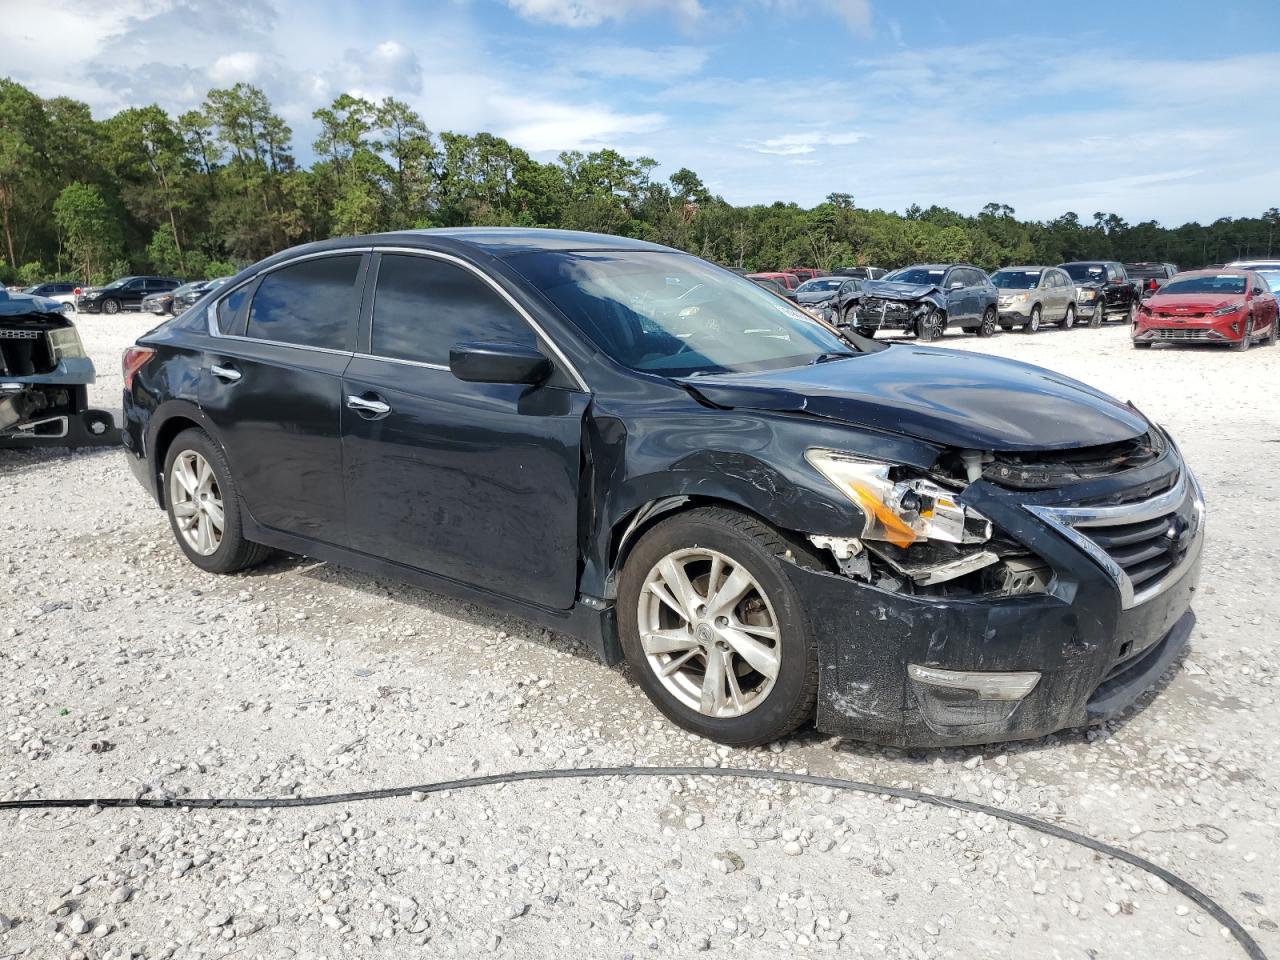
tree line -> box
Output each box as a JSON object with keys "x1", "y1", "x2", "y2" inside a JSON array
[{"x1": 2, "y1": 77, "x2": 1277, "y2": 287}]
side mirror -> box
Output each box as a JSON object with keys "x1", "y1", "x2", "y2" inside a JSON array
[{"x1": 450, "y1": 341, "x2": 552, "y2": 385}]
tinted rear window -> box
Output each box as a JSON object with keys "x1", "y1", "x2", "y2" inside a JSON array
[
  {"x1": 371, "y1": 254, "x2": 535, "y2": 365},
  {"x1": 246, "y1": 256, "x2": 361, "y2": 350}
]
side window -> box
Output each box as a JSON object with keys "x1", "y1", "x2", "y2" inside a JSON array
[
  {"x1": 125, "y1": 279, "x2": 144, "y2": 291},
  {"x1": 246, "y1": 255, "x2": 361, "y2": 350},
  {"x1": 372, "y1": 254, "x2": 537, "y2": 366},
  {"x1": 216, "y1": 284, "x2": 252, "y2": 334}
]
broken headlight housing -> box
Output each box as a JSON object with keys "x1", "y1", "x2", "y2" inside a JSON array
[
  {"x1": 805, "y1": 449, "x2": 992, "y2": 548},
  {"x1": 47, "y1": 327, "x2": 87, "y2": 363}
]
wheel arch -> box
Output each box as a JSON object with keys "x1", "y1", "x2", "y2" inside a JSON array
[{"x1": 147, "y1": 401, "x2": 226, "y2": 504}]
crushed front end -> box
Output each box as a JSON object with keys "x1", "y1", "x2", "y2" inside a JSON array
[
  {"x1": 857, "y1": 280, "x2": 943, "y2": 334},
  {"x1": 0, "y1": 294, "x2": 118, "y2": 448},
  {"x1": 793, "y1": 431, "x2": 1203, "y2": 747}
]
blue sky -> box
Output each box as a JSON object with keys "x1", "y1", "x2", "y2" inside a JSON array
[{"x1": 6, "y1": 0, "x2": 1279, "y2": 223}]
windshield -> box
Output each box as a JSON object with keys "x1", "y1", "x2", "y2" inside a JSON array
[
  {"x1": 796, "y1": 278, "x2": 842, "y2": 293},
  {"x1": 1158, "y1": 274, "x2": 1247, "y2": 295},
  {"x1": 509, "y1": 250, "x2": 855, "y2": 377},
  {"x1": 885, "y1": 267, "x2": 945, "y2": 285},
  {"x1": 1063, "y1": 264, "x2": 1105, "y2": 282},
  {"x1": 992, "y1": 270, "x2": 1040, "y2": 289}
]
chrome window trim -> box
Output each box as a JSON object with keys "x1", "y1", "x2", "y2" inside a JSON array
[
  {"x1": 1025, "y1": 467, "x2": 1205, "y2": 610},
  {"x1": 370, "y1": 246, "x2": 590, "y2": 393},
  {"x1": 351, "y1": 352, "x2": 448, "y2": 372}
]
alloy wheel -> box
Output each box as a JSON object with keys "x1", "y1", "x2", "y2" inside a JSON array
[
  {"x1": 978, "y1": 307, "x2": 997, "y2": 337},
  {"x1": 1062, "y1": 304, "x2": 1075, "y2": 329},
  {"x1": 103, "y1": 299, "x2": 120, "y2": 315},
  {"x1": 637, "y1": 547, "x2": 781, "y2": 719},
  {"x1": 169, "y1": 450, "x2": 224, "y2": 556},
  {"x1": 1026, "y1": 306, "x2": 1041, "y2": 333}
]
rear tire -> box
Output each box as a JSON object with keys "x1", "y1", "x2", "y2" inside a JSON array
[
  {"x1": 1061, "y1": 304, "x2": 1076, "y2": 329},
  {"x1": 617, "y1": 507, "x2": 820, "y2": 746},
  {"x1": 163, "y1": 428, "x2": 272, "y2": 574},
  {"x1": 1268, "y1": 314, "x2": 1279, "y2": 346}
]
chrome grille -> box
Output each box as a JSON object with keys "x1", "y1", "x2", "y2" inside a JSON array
[{"x1": 1026, "y1": 468, "x2": 1204, "y2": 609}]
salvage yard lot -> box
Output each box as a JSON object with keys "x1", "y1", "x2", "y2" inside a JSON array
[{"x1": 0, "y1": 314, "x2": 1276, "y2": 958}]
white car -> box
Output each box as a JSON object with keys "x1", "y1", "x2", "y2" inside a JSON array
[{"x1": 20, "y1": 281, "x2": 80, "y2": 314}]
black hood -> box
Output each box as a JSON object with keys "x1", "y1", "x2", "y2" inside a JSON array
[{"x1": 681, "y1": 344, "x2": 1148, "y2": 451}]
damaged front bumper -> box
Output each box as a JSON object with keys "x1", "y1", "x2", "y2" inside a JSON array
[{"x1": 789, "y1": 454, "x2": 1203, "y2": 747}]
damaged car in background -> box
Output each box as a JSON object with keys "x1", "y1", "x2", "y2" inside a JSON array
[
  {"x1": 122, "y1": 229, "x2": 1203, "y2": 748},
  {"x1": 856, "y1": 263, "x2": 999, "y2": 340},
  {"x1": 1, "y1": 288, "x2": 117, "y2": 447}
]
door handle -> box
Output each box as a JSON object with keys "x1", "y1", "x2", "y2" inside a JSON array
[
  {"x1": 210, "y1": 364, "x2": 241, "y2": 383},
  {"x1": 346, "y1": 394, "x2": 392, "y2": 416}
]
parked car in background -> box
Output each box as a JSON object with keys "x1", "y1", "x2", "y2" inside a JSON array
[
  {"x1": 175, "y1": 276, "x2": 231, "y2": 313},
  {"x1": 1058, "y1": 261, "x2": 1138, "y2": 327},
  {"x1": 786, "y1": 267, "x2": 820, "y2": 282},
  {"x1": 793, "y1": 276, "x2": 864, "y2": 328},
  {"x1": 831, "y1": 266, "x2": 888, "y2": 280},
  {"x1": 1125, "y1": 262, "x2": 1178, "y2": 298},
  {"x1": 747, "y1": 271, "x2": 803, "y2": 291},
  {"x1": 747, "y1": 275, "x2": 797, "y2": 301},
  {"x1": 77, "y1": 276, "x2": 181, "y2": 315},
  {"x1": 858, "y1": 264, "x2": 999, "y2": 340},
  {"x1": 1133, "y1": 269, "x2": 1278, "y2": 351},
  {"x1": 121, "y1": 227, "x2": 1204, "y2": 747},
  {"x1": 143, "y1": 280, "x2": 219, "y2": 315},
  {"x1": 23, "y1": 281, "x2": 79, "y2": 314},
  {"x1": 991, "y1": 266, "x2": 1077, "y2": 332}
]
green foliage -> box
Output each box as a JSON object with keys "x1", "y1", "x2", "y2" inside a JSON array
[
  {"x1": 3, "y1": 76, "x2": 1277, "y2": 288},
  {"x1": 16, "y1": 261, "x2": 45, "y2": 284}
]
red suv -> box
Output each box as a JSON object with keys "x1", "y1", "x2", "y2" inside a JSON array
[
  {"x1": 747, "y1": 271, "x2": 803, "y2": 291},
  {"x1": 1133, "y1": 269, "x2": 1278, "y2": 351}
]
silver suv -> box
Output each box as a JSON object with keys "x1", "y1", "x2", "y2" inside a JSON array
[{"x1": 991, "y1": 266, "x2": 1078, "y2": 332}]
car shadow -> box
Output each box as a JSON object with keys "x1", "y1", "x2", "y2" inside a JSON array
[
  {"x1": 0, "y1": 443, "x2": 121, "y2": 478},
  {"x1": 253, "y1": 551, "x2": 606, "y2": 667}
]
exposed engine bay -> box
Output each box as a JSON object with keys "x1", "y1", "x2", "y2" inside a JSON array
[{"x1": 0, "y1": 295, "x2": 118, "y2": 448}]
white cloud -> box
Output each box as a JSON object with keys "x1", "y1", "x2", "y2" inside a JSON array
[
  {"x1": 758, "y1": 0, "x2": 871, "y2": 32},
  {"x1": 209, "y1": 51, "x2": 265, "y2": 85},
  {"x1": 340, "y1": 40, "x2": 423, "y2": 95},
  {"x1": 745, "y1": 130, "x2": 866, "y2": 156},
  {"x1": 574, "y1": 44, "x2": 710, "y2": 80},
  {"x1": 505, "y1": 0, "x2": 705, "y2": 28},
  {"x1": 493, "y1": 96, "x2": 666, "y2": 152}
]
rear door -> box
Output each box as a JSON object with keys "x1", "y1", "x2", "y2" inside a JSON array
[
  {"x1": 199, "y1": 252, "x2": 365, "y2": 543},
  {"x1": 340, "y1": 250, "x2": 589, "y2": 609},
  {"x1": 943, "y1": 268, "x2": 969, "y2": 322}
]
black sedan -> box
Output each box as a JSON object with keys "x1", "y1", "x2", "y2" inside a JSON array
[
  {"x1": 78, "y1": 276, "x2": 181, "y2": 314},
  {"x1": 121, "y1": 229, "x2": 1204, "y2": 747}
]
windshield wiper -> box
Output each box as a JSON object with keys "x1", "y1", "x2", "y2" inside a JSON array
[{"x1": 809, "y1": 351, "x2": 860, "y2": 365}]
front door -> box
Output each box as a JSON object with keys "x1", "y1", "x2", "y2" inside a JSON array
[
  {"x1": 341, "y1": 251, "x2": 587, "y2": 610},
  {"x1": 199, "y1": 253, "x2": 365, "y2": 543}
]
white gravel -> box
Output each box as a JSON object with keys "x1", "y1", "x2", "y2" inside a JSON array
[{"x1": 0, "y1": 314, "x2": 1276, "y2": 959}]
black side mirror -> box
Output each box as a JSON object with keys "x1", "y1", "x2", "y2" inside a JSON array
[{"x1": 450, "y1": 341, "x2": 552, "y2": 385}]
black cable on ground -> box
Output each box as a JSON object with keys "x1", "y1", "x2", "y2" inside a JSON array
[{"x1": 1, "y1": 765, "x2": 1265, "y2": 960}]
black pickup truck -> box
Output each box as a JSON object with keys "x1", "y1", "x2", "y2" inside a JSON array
[{"x1": 1058, "y1": 261, "x2": 1140, "y2": 326}]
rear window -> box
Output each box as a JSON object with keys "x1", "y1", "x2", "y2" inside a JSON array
[
  {"x1": 1125, "y1": 264, "x2": 1165, "y2": 279},
  {"x1": 1158, "y1": 275, "x2": 1247, "y2": 295},
  {"x1": 1062, "y1": 263, "x2": 1105, "y2": 282},
  {"x1": 246, "y1": 255, "x2": 361, "y2": 350},
  {"x1": 216, "y1": 285, "x2": 251, "y2": 334}
]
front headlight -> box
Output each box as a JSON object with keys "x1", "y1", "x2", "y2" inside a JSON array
[
  {"x1": 805, "y1": 449, "x2": 992, "y2": 548},
  {"x1": 1077, "y1": 289, "x2": 1096, "y2": 301},
  {"x1": 1211, "y1": 302, "x2": 1244, "y2": 316},
  {"x1": 47, "y1": 326, "x2": 87, "y2": 362}
]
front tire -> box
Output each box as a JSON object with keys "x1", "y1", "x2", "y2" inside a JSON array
[
  {"x1": 102, "y1": 298, "x2": 120, "y2": 315},
  {"x1": 1061, "y1": 304, "x2": 1076, "y2": 329},
  {"x1": 1024, "y1": 305, "x2": 1041, "y2": 333},
  {"x1": 977, "y1": 306, "x2": 997, "y2": 337},
  {"x1": 1089, "y1": 303, "x2": 1104, "y2": 328},
  {"x1": 1232, "y1": 318, "x2": 1253, "y2": 352},
  {"x1": 163, "y1": 428, "x2": 272, "y2": 574},
  {"x1": 1268, "y1": 314, "x2": 1278, "y2": 346},
  {"x1": 617, "y1": 507, "x2": 820, "y2": 746},
  {"x1": 915, "y1": 309, "x2": 944, "y2": 342}
]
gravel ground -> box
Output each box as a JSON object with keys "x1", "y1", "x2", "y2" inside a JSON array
[{"x1": 0, "y1": 312, "x2": 1276, "y2": 960}]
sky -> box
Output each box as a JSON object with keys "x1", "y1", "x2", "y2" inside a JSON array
[{"x1": 4, "y1": 0, "x2": 1278, "y2": 225}]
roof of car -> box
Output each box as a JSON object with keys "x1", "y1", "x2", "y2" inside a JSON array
[
  {"x1": 993, "y1": 265, "x2": 1050, "y2": 271},
  {"x1": 1059, "y1": 261, "x2": 1115, "y2": 267},
  {"x1": 368, "y1": 227, "x2": 676, "y2": 255},
  {"x1": 1175, "y1": 268, "x2": 1250, "y2": 276}
]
